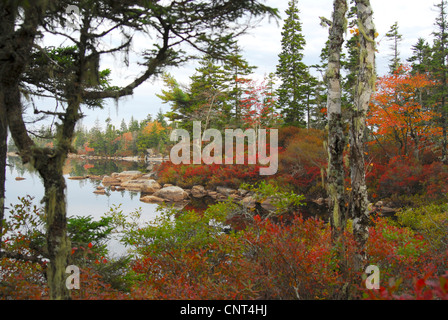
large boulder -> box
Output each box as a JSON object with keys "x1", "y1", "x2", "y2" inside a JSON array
[
  {"x1": 241, "y1": 196, "x2": 256, "y2": 208},
  {"x1": 121, "y1": 179, "x2": 161, "y2": 193},
  {"x1": 260, "y1": 197, "x2": 276, "y2": 212},
  {"x1": 216, "y1": 186, "x2": 237, "y2": 196},
  {"x1": 102, "y1": 176, "x2": 121, "y2": 186},
  {"x1": 191, "y1": 185, "x2": 207, "y2": 198},
  {"x1": 140, "y1": 195, "x2": 165, "y2": 203},
  {"x1": 153, "y1": 186, "x2": 189, "y2": 202},
  {"x1": 141, "y1": 180, "x2": 162, "y2": 193},
  {"x1": 116, "y1": 171, "x2": 144, "y2": 182}
]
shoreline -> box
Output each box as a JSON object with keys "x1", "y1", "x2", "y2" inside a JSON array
[
  {"x1": 67, "y1": 153, "x2": 170, "y2": 163},
  {"x1": 7, "y1": 151, "x2": 169, "y2": 163}
]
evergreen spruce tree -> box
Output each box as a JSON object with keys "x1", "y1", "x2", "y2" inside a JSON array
[
  {"x1": 159, "y1": 48, "x2": 256, "y2": 132},
  {"x1": 432, "y1": 0, "x2": 448, "y2": 163},
  {"x1": 386, "y1": 22, "x2": 403, "y2": 73},
  {"x1": 120, "y1": 118, "x2": 128, "y2": 134},
  {"x1": 408, "y1": 38, "x2": 432, "y2": 74},
  {"x1": 276, "y1": 0, "x2": 313, "y2": 128},
  {"x1": 223, "y1": 43, "x2": 257, "y2": 126},
  {"x1": 189, "y1": 55, "x2": 232, "y2": 130},
  {"x1": 408, "y1": 38, "x2": 432, "y2": 110}
]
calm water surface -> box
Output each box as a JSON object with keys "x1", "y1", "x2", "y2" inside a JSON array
[{"x1": 5, "y1": 156, "x2": 162, "y2": 256}]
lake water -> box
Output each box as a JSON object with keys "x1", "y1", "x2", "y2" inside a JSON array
[
  {"x1": 4, "y1": 156, "x2": 162, "y2": 256},
  {"x1": 4, "y1": 155, "x2": 329, "y2": 256}
]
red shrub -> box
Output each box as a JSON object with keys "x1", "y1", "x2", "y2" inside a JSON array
[{"x1": 377, "y1": 156, "x2": 424, "y2": 197}]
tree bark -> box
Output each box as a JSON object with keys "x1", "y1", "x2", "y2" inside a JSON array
[
  {"x1": 0, "y1": 2, "x2": 72, "y2": 299},
  {"x1": 0, "y1": 94, "x2": 6, "y2": 246},
  {"x1": 6, "y1": 83, "x2": 73, "y2": 300},
  {"x1": 326, "y1": 0, "x2": 348, "y2": 243},
  {"x1": 37, "y1": 156, "x2": 72, "y2": 300},
  {"x1": 326, "y1": 0, "x2": 349, "y2": 299},
  {"x1": 350, "y1": 0, "x2": 376, "y2": 272},
  {"x1": 0, "y1": 0, "x2": 38, "y2": 253}
]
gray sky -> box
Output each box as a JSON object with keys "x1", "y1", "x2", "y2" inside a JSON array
[{"x1": 67, "y1": 0, "x2": 440, "y2": 129}]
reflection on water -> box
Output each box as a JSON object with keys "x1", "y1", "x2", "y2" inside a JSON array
[
  {"x1": 63, "y1": 156, "x2": 148, "y2": 177},
  {"x1": 5, "y1": 156, "x2": 160, "y2": 256}
]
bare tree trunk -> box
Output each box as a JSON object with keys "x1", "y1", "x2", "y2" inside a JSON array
[
  {"x1": 0, "y1": 0, "x2": 36, "y2": 255},
  {"x1": 326, "y1": 0, "x2": 349, "y2": 299},
  {"x1": 326, "y1": 0, "x2": 348, "y2": 244},
  {"x1": 350, "y1": 0, "x2": 376, "y2": 272},
  {"x1": 0, "y1": 0, "x2": 14, "y2": 248},
  {"x1": 38, "y1": 157, "x2": 72, "y2": 300},
  {"x1": 6, "y1": 84, "x2": 73, "y2": 300},
  {"x1": 0, "y1": 95, "x2": 6, "y2": 245}
]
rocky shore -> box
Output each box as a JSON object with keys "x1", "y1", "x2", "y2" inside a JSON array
[
  {"x1": 72, "y1": 170, "x2": 268, "y2": 211},
  {"x1": 67, "y1": 153, "x2": 169, "y2": 163},
  {"x1": 69, "y1": 170, "x2": 398, "y2": 218}
]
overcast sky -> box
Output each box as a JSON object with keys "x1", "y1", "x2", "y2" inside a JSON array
[{"x1": 71, "y1": 0, "x2": 440, "y2": 129}]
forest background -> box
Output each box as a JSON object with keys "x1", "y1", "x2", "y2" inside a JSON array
[{"x1": 2, "y1": 0, "x2": 448, "y2": 301}]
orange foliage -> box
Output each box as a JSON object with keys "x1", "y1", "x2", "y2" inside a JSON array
[
  {"x1": 84, "y1": 142, "x2": 94, "y2": 153},
  {"x1": 142, "y1": 121, "x2": 165, "y2": 135},
  {"x1": 367, "y1": 65, "x2": 440, "y2": 156}
]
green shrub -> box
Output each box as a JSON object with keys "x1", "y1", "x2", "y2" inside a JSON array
[{"x1": 397, "y1": 203, "x2": 448, "y2": 250}]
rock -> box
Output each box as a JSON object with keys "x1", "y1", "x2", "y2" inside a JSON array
[
  {"x1": 238, "y1": 189, "x2": 249, "y2": 197},
  {"x1": 93, "y1": 189, "x2": 106, "y2": 195},
  {"x1": 68, "y1": 176, "x2": 86, "y2": 180},
  {"x1": 96, "y1": 186, "x2": 105, "y2": 190},
  {"x1": 191, "y1": 185, "x2": 207, "y2": 198},
  {"x1": 102, "y1": 176, "x2": 122, "y2": 186},
  {"x1": 116, "y1": 171, "x2": 144, "y2": 182},
  {"x1": 208, "y1": 191, "x2": 218, "y2": 199},
  {"x1": 241, "y1": 196, "x2": 256, "y2": 208},
  {"x1": 153, "y1": 186, "x2": 189, "y2": 202},
  {"x1": 216, "y1": 187, "x2": 237, "y2": 196},
  {"x1": 261, "y1": 197, "x2": 276, "y2": 211},
  {"x1": 216, "y1": 194, "x2": 228, "y2": 201},
  {"x1": 88, "y1": 175, "x2": 102, "y2": 180},
  {"x1": 375, "y1": 201, "x2": 384, "y2": 207},
  {"x1": 144, "y1": 171, "x2": 158, "y2": 179},
  {"x1": 15, "y1": 177, "x2": 26, "y2": 181},
  {"x1": 141, "y1": 180, "x2": 162, "y2": 193},
  {"x1": 378, "y1": 207, "x2": 399, "y2": 216},
  {"x1": 230, "y1": 194, "x2": 242, "y2": 201},
  {"x1": 140, "y1": 195, "x2": 165, "y2": 203},
  {"x1": 121, "y1": 179, "x2": 162, "y2": 193},
  {"x1": 163, "y1": 184, "x2": 174, "y2": 188}
]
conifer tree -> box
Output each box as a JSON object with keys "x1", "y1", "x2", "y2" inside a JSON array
[
  {"x1": 386, "y1": 22, "x2": 403, "y2": 73},
  {"x1": 276, "y1": 0, "x2": 314, "y2": 128},
  {"x1": 223, "y1": 43, "x2": 257, "y2": 125},
  {"x1": 160, "y1": 48, "x2": 256, "y2": 132},
  {"x1": 408, "y1": 38, "x2": 432, "y2": 74},
  {"x1": 432, "y1": 0, "x2": 448, "y2": 163}
]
